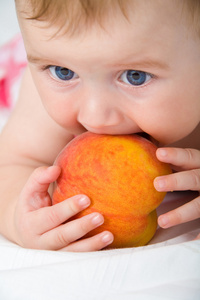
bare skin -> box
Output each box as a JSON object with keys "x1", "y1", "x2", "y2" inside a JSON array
[{"x1": 0, "y1": 0, "x2": 199, "y2": 251}]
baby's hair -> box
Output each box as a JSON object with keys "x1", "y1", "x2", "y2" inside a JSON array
[
  {"x1": 15, "y1": 0, "x2": 130, "y2": 36},
  {"x1": 15, "y1": 0, "x2": 200, "y2": 37}
]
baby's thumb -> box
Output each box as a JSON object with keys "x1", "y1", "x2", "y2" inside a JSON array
[{"x1": 19, "y1": 166, "x2": 61, "y2": 211}]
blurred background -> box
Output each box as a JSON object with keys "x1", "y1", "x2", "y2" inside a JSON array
[
  {"x1": 0, "y1": 1, "x2": 21, "y2": 129},
  {"x1": 0, "y1": 0, "x2": 20, "y2": 46}
]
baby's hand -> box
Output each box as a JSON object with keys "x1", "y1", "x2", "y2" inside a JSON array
[
  {"x1": 14, "y1": 166, "x2": 113, "y2": 251},
  {"x1": 154, "y1": 147, "x2": 200, "y2": 240}
]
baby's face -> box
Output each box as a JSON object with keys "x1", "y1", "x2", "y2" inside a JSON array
[{"x1": 18, "y1": 0, "x2": 200, "y2": 145}]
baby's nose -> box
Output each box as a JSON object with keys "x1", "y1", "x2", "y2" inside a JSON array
[
  {"x1": 78, "y1": 104, "x2": 122, "y2": 131},
  {"x1": 77, "y1": 96, "x2": 123, "y2": 132}
]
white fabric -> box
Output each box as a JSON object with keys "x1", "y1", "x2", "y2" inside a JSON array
[
  {"x1": 0, "y1": 240, "x2": 199, "y2": 300},
  {"x1": 0, "y1": 192, "x2": 200, "y2": 300}
]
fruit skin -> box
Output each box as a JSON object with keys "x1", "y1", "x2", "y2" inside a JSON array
[{"x1": 52, "y1": 132, "x2": 171, "y2": 248}]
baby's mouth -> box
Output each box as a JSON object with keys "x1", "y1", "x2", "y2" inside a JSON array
[{"x1": 137, "y1": 132, "x2": 159, "y2": 146}]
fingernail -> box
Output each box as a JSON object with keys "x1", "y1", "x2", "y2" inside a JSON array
[
  {"x1": 158, "y1": 149, "x2": 167, "y2": 157},
  {"x1": 158, "y1": 215, "x2": 169, "y2": 228},
  {"x1": 101, "y1": 232, "x2": 114, "y2": 245},
  {"x1": 154, "y1": 178, "x2": 166, "y2": 191},
  {"x1": 91, "y1": 213, "x2": 104, "y2": 226},
  {"x1": 78, "y1": 196, "x2": 90, "y2": 208}
]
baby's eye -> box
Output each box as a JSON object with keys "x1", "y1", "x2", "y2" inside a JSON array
[
  {"x1": 49, "y1": 66, "x2": 78, "y2": 81},
  {"x1": 120, "y1": 70, "x2": 152, "y2": 86}
]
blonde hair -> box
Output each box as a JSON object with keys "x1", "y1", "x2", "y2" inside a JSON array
[
  {"x1": 16, "y1": 0, "x2": 130, "y2": 36},
  {"x1": 15, "y1": 0, "x2": 200, "y2": 37}
]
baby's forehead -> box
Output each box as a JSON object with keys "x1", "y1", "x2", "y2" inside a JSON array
[{"x1": 16, "y1": 0, "x2": 200, "y2": 40}]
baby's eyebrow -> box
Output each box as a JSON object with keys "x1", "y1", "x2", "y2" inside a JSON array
[
  {"x1": 27, "y1": 54, "x2": 169, "y2": 71},
  {"x1": 27, "y1": 54, "x2": 57, "y2": 66},
  {"x1": 112, "y1": 60, "x2": 169, "y2": 71}
]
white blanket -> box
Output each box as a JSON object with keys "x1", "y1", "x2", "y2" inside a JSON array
[{"x1": 0, "y1": 192, "x2": 200, "y2": 300}]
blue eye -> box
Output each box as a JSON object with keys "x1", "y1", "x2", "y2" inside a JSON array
[
  {"x1": 120, "y1": 70, "x2": 152, "y2": 86},
  {"x1": 49, "y1": 66, "x2": 78, "y2": 81}
]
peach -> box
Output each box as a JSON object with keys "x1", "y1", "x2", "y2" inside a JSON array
[{"x1": 52, "y1": 132, "x2": 171, "y2": 248}]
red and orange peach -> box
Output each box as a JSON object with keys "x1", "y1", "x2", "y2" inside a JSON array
[{"x1": 52, "y1": 132, "x2": 171, "y2": 248}]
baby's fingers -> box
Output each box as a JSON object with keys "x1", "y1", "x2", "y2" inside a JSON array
[
  {"x1": 156, "y1": 148, "x2": 200, "y2": 171},
  {"x1": 61, "y1": 231, "x2": 114, "y2": 252},
  {"x1": 19, "y1": 166, "x2": 61, "y2": 211},
  {"x1": 158, "y1": 195, "x2": 200, "y2": 228},
  {"x1": 154, "y1": 169, "x2": 200, "y2": 192},
  {"x1": 33, "y1": 194, "x2": 91, "y2": 233},
  {"x1": 40, "y1": 212, "x2": 106, "y2": 250}
]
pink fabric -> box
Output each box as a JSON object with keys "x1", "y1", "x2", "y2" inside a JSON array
[{"x1": 0, "y1": 35, "x2": 27, "y2": 108}]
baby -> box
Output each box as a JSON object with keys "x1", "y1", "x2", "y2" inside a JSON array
[{"x1": 0, "y1": 0, "x2": 199, "y2": 251}]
